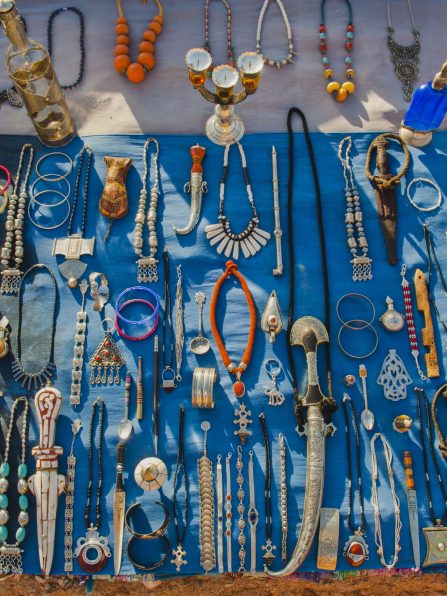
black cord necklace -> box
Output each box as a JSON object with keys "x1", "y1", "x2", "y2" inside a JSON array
[
  {"x1": 74, "y1": 396, "x2": 111, "y2": 572},
  {"x1": 171, "y1": 405, "x2": 188, "y2": 572},
  {"x1": 342, "y1": 394, "x2": 369, "y2": 567},
  {"x1": 161, "y1": 249, "x2": 175, "y2": 391},
  {"x1": 11, "y1": 264, "x2": 58, "y2": 390},
  {"x1": 47, "y1": 7, "x2": 85, "y2": 90},
  {"x1": 423, "y1": 224, "x2": 447, "y2": 335},
  {"x1": 259, "y1": 412, "x2": 276, "y2": 567},
  {"x1": 68, "y1": 145, "x2": 93, "y2": 238},
  {"x1": 286, "y1": 108, "x2": 337, "y2": 430}
]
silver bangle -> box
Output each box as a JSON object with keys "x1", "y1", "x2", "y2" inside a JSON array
[
  {"x1": 336, "y1": 293, "x2": 376, "y2": 330},
  {"x1": 30, "y1": 176, "x2": 71, "y2": 204},
  {"x1": 337, "y1": 320, "x2": 379, "y2": 359},
  {"x1": 27, "y1": 193, "x2": 71, "y2": 230},
  {"x1": 192, "y1": 367, "x2": 216, "y2": 409},
  {"x1": 406, "y1": 177, "x2": 442, "y2": 212},
  {"x1": 35, "y1": 151, "x2": 73, "y2": 181}
]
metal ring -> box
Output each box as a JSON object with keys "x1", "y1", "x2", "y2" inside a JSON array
[
  {"x1": 336, "y1": 293, "x2": 375, "y2": 329},
  {"x1": 127, "y1": 534, "x2": 170, "y2": 571},
  {"x1": 115, "y1": 286, "x2": 161, "y2": 326},
  {"x1": 30, "y1": 177, "x2": 70, "y2": 204},
  {"x1": 125, "y1": 502, "x2": 170, "y2": 539},
  {"x1": 337, "y1": 320, "x2": 379, "y2": 359},
  {"x1": 406, "y1": 177, "x2": 442, "y2": 212},
  {"x1": 35, "y1": 151, "x2": 73, "y2": 181},
  {"x1": 101, "y1": 316, "x2": 115, "y2": 334},
  {"x1": 30, "y1": 186, "x2": 69, "y2": 208},
  {"x1": 264, "y1": 358, "x2": 281, "y2": 378},
  {"x1": 27, "y1": 194, "x2": 71, "y2": 230}
]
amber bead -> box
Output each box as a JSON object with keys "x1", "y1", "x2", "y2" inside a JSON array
[
  {"x1": 336, "y1": 88, "x2": 348, "y2": 102},
  {"x1": 346, "y1": 68, "x2": 356, "y2": 79},
  {"x1": 326, "y1": 81, "x2": 340, "y2": 94},
  {"x1": 115, "y1": 44, "x2": 130, "y2": 56},
  {"x1": 342, "y1": 81, "x2": 355, "y2": 94},
  {"x1": 116, "y1": 16, "x2": 127, "y2": 24},
  {"x1": 139, "y1": 40, "x2": 154, "y2": 53},
  {"x1": 137, "y1": 52, "x2": 155, "y2": 69},
  {"x1": 127, "y1": 62, "x2": 145, "y2": 84},
  {"x1": 116, "y1": 23, "x2": 129, "y2": 35},
  {"x1": 324, "y1": 69, "x2": 334, "y2": 79},
  {"x1": 114, "y1": 54, "x2": 131, "y2": 73},
  {"x1": 143, "y1": 29, "x2": 156, "y2": 43},
  {"x1": 116, "y1": 35, "x2": 129, "y2": 45},
  {"x1": 149, "y1": 20, "x2": 162, "y2": 35}
]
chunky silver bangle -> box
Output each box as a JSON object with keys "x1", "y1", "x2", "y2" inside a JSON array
[
  {"x1": 192, "y1": 367, "x2": 216, "y2": 409},
  {"x1": 406, "y1": 177, "x2": 442, "y2": 212}
]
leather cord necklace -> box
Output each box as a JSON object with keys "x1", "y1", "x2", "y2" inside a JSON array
[
  {"x1": 286, "y1": 108, "x2": 336, "y2": 429},
  {"x1": 171, "y1": 405, "x2": 188, "y2": 572},
  {"x1": 47, "y1": 7, "x2": 85, "y2": 90},
  {"x1": 259, "y1": 412, "x2": 276, "y2": 567},
  {"x1": 423, "y1": 224, "x2": 447, "y2": 335},
  {"x1": 431, "y1": 384, "x2": 447, "y2": 460},
  {"x1": 161, "y1": 249, "x2": 175, "y2": 391},
  {"x1": 209, "y1": 260, "x2": 256, "y2": 399}
]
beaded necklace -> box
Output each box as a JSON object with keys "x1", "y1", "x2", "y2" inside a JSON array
[
  {"x1": 256, "y1": 0, "x2": 296, "y2": 68},
  {"x1": 319, "y1": 0, "x2": 355, "y2": 102},
  {"x1": 204, "y1": 0, "x2": 235, "y2": 74},
  {"x1": 47, "y1": 7, "x2": 85, "y2": 90},
  {"x1": 114, "y1": 0, "x2": 163, "y2": 84},
  {"x1": 260, "y1": 413, "x2": 276, "y2": 567},
  {"x1": 0, "y1": 143, "x2": 34, "y2": 295},
  {"x1": 0, "y1": 396, "x2": 30, "y2": 575},
  {"x1": 171, "y1": 405, "x2": 188, "y2": 572}
]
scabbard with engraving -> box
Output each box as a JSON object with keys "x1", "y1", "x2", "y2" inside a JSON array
[
  {"x1": 173, "y1": 144, "x2": 207, "y2": 235},
  {"x1": 113, "y1": 443, "x2": 126, "y2": 575},
  {"x1": 373, "y1": 136, "x2": 398, "y2": 265}
]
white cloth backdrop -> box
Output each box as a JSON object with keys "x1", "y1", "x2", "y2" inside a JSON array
[{"x1": 0, "y1": 0, "x2": 444, "y2": 136}]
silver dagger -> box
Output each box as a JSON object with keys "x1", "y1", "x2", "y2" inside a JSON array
[{"x1": 404, "y1": 450, "x2": 420, "y2": 569}]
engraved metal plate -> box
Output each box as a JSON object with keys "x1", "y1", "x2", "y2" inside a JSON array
[{"x1": 317, "y1": 507, "x2": 339, "y2": 571}]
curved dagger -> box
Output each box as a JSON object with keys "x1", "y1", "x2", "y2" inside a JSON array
[
  {"x1": 173, "y1": 144, "x2": 207, "y2": 235},
  {"x1": 266, "y1": 316, "x2": 329, "y2": 577}
]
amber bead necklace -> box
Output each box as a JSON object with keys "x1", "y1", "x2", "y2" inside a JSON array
[{"x1": 114, "y1": 0, "x2": 163, "y2": 84}]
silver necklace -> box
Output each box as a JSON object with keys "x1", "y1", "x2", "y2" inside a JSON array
[
  {"x1": 174, "y1": 264, "x2": 184, "y2": 383},
  {"x1": 63, "y1": 418, "x2": 81, "y2": 572},
  {"x1": 225, "y1": 452, "x2": 233, "y2": 572},
  {"x1": 236, "y1": 445, "x2": 246, "y2": 573},
  {"x1": 216, "y1": 454, "x2": 224, "y2": 573},
  {"x1": 279, "y1": 433, "x2": 288, "y2": 562},
  {"x1": 198, "y1": 421, "x2": 215, "y2": 573},
  {"x1": 386, "y1": 0, "x2": 420, "y2": 102},
  {"x1": 247, "y1": 450, "x2": 258, "y2": 573},
  {"x1": 256, "y1": 0, "x2": 296, "y2": 68},
  {"x1": 134, "y1": 138, "x2": 160, "y2": 283},
  {"x1": 69, "y1": 279, "x2": 88, "y2": 407}
]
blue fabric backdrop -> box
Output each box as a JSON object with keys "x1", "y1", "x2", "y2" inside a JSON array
[{"x1": 1, "y1": 130, "x2": 447, "y2": 576}]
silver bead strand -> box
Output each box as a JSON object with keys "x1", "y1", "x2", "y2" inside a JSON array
[
  {"x1": 256, "y1": 0, "x2": 296, "y2": 68},
  {"x1": 279, "y1": 433, "x2": 288, "y2": 562},
  {"x1": 236, "y1": 445, "x2": 246, "y2": 573}
]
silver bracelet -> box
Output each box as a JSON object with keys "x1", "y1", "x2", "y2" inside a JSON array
[
  {"x1": 406, "y1": 177, "x2": 442, "y2": 212},
  {"x1": 216, "y1": 454, "x2": 224, "y2": 573},
  {"x1": 198, "y1": 422, "x2": 216, "y2": 573},
  {"x1": 236, "y1": 445, "x2": 247, "y2": 573},
  {"x1": 175, "y1": 264, "x2": 184, "y2": 383},
  {"x1": 27, "y1": 192, "x2": 71, "y2": 231},
  {"x1": 247, "y1": 450, "x2": 258, "y2": 573},
  {"x1": 64, "y1": 419, "x2": 82, "y2": 571},
  {"x1": 192, "y1": 367, "x2": 216, "y2": 409},
  {"x1": 337, "y1": 320, "x2": 379, "y2": 359},
  {"x1": 225, "y1": 452, "x2": 233, "y2": 572},
  {"x1": 279, "y1": 433, "x2": 288, "y2": 562},
  {"x1": 35, "y1": 151, "x2": 73, "y2": 181},
  {"x1": 69, "y1": 279, "x2": 88, "y2": 407}
]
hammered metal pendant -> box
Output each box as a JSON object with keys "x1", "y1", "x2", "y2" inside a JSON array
[
  {"x1": 423, "y1": 526, "x2": 447, "y2": 567},
  {"x1": 88, "y1": 330, "x2": 125, "y2": 385},
  {"x1": 343, "y1": 534, "x2": 369, "y2": 567}
]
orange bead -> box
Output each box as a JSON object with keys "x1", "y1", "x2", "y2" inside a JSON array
[
  {"x1": 137, "y1": 52, "x2": 155, "y2": 69},
  {"x1": 115, "y1": 44, "x2": 130, "y2": 56},
  {"x1": 114, "y1": 54, "x2": 131, "y2": 74},
  {"x1": 153, "y1": 15, "x2": 163, "y2": 24},
  {"x1": 139, "y1": 40, "x2": 154, "y2": 53},
  {"x1": 233, "y1": 380, "x2": 245, "y2": 398},
  {"x1": 336, "y1": 88, "x2": 348, "y2": 102},
  {"x1": 143, "y1": 29, "x2": 156, "y2": 42},
  {"x1": 116, "y1": 35, "x2": 129, "y2": 45},
  {"x1": 116, "y1": 16, "x2": 127, "y2": 24},
  {"x1": 149, "y1": 20, "x2": 162, "y2": 35},
  {"x1": 126, "y1": 62, "x2": 145, "y2": 84},
  {"x1": 116, "y1": 23, "x2": 129, "y2": 35}
]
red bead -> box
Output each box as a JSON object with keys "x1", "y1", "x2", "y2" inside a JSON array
[
  {"x1": 105, "y1": 341, "x2": 111, "y2": 348},
  {"x1": 103, "y1": 350, "x2": 110, "y2": 357},
  {"x1": 95, "y1": 356, "x2": 101, "y2": 362},
  {"x1": 113, "y1": 355, "x2": 119, "y2": 362},
  {"x1": 348, "y1": 24, "x2": 354, "y2": 31},
  {"x1": 320, "y1": 43, "x2": 327, "y2": 52},
  {"x1": 319, "y1": 24, "x2": 326, "y2": 32},
  {"x1": 233, "y1": 380, "x2": 245, "y2": 398},
  {"x1": 345, "y1": 42, "x2": 353, "y2": 51}
]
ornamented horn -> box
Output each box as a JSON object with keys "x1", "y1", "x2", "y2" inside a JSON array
[
  {"x1": 173, "y1": 144, "x2": 207, "y2": 235},
  {"x1": 266, "y1": 316, "x2": 329, "y2": 577}
]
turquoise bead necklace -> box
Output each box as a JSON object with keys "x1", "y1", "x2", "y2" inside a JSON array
[{"x1": 0, "y1": 396, "x2": 29, "y2": 574}]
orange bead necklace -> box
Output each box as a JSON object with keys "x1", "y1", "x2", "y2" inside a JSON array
[
  {"x1": 114, "y1": 0, "x2": 163, "y2": 84},
  {"x1": 209, "y1": 261, "x2": 257, "y2": 399}
]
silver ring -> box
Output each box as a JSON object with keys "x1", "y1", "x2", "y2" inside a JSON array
[
  {"x1": 264, "y1": 358, "x2": 281, "y2": 378},
  {"x1": 337, "y1": 320, "x2": 379, "y2": 359},
  {"x1": 31, "y1": 177, "x2": 70, "y2": 204},
  {"x1": 336, "y1": 293, "x2": 375, "y2": 329},
  {"x1": 406, "y1": 177, "x2": 442, "y2": 212},
  {"x1": 35, "y1": 151, "x2": 73, "y2": 181},
  {"x1": 27, "y1": 194, "x2": 71, "y2": 230},
  {"x1": 30, "y1": 187, "x2": 70, "y2": 208}
]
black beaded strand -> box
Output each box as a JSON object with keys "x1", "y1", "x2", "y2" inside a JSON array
[
  {"x1": 173, "y1": 405, "x2": 188, "y2": 547},
  {"x1": 85, "y1": 397, "x2": 105, "y2": 531},
  {"x1": 67, "y1": 145, "x2": 93, "y2": 238},
  {"x1": 47, "y1": 7, "x2": 85, "y2": 90}
]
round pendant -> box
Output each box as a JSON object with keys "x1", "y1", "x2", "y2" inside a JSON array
[
  {"x1": 233, "y1": 380, "x2": 245, "y2": 398},
  {"x1": 343, "y1": 534, "x2": 369, "y2": 567},
  {"x1": 134, "y1": 456, "x2": 168, "y2": 491},
  {"x1": 74, "y1": 526, "x2": 111, "y2": 572}
]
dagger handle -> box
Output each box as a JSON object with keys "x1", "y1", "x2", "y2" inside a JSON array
[
  {"x1": 136, "y1": 356, "x2": 143, "y2": 420},
  {"x1": 375, "y1": 137, "x2": 390, "y2": 177},
  {"x1": 404, "y1": 450, "x2": 415, "y2": 490},
  {"x1": 124, "y1": 373, "x2": 131, "y2": 420},
  {"x1": 116, "y1": 443, "x2": 125, "y2": 491},
  {"x1": 190, "y1": 144, "x2": 205, "y2": 174}
]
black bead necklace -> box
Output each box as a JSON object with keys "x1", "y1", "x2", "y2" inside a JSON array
[
  {"x1": 161, "y1": 249, "x2": 175, "y2": 391},
  {"x1": 423, "y1": 224, "x2": 447, "y2": 335},
  {"x1": 47, "y1": 7, "x2": 85, "y2": 90},
  {"x1": 341, "y1": 394, "x2": 369, "y2": 566},
  {"x1": 259, "y1": 412, "x2": 276, "y2": 567},
  {"x1": 171, "y1": 405, "x2": 189, "y2": 572}
]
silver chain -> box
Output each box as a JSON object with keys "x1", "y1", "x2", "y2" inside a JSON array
[
  {"x1": 216, "y1": 454, "x2": 224, "y2": 573},
  {"x1": 63, "y1": 419, "x2": 81, "y2": 571},
  {"x1": 225, "y1": 452, "x2": 233, "y2": 572},
  {"x1": 279, "y1": 433, "x2": 288, "y2": 562},
  {"x1": 247, "y1": 450, "x2": 258, "y2": 572},
  {"x1": 236, "y1": 445, "x2": 246, "y2": 573},
  {"x1": 175, "y1": 264, "x2": 184, "y2": 382}
]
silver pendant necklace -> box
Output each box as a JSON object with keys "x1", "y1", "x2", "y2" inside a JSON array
[
  {"x1": 256, "y1": 0, "x2": 296, "y2": 68},
  {"x1": 205, "y1": 141, "x2": 270, "y2": 260},
  {"x1": 386, "y1": 0, "x2": 420, "y2": 102}
]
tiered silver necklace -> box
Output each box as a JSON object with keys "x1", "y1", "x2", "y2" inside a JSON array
[
  {"x1": 256, "y1": 0, "x2": 296, "y2": 68},
  {"x1": 134, "y1": 138, "x2": 160, "y2": 283},
  {"x1": 386, "y1": 0, "x2": 420, "y2": 102},
  {"x1": 338, "y1": 136, "x2": 372, "y2": 282},
  {"x1": 205, "y1": 141, "x2": 270, "y2": 260},
  {"x1": 0, "y1": 144, "x2": 33, "y2": 295}
]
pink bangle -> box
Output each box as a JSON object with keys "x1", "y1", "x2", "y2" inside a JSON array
[
  {"x1": 0, "y1": 165, "x2": 12, "y2": 195},
  {"x1": 115, "y1": 298, "x2": 159, "y2": 341}
]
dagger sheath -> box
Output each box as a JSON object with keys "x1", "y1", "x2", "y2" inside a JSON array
[
  {"x1": 113, "y1": 443, "x2": 126, "y2": 575},
  {"x1": 174, "y1": 145, "x2": 207, "y2": 235}
]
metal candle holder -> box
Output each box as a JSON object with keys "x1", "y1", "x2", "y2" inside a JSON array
[{"x1": 185, "y1": 48, "x2": 264, "y2": 145}]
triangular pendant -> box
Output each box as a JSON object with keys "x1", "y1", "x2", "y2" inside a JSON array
[{"x1": 88, "y1": 330, "x2": 125, "y2": 385}]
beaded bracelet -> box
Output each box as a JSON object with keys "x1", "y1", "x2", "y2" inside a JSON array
[
  {"x1": 115, "y1": 286, "x2": 161, "y2": 326},
  {"x1": 115, "y1": 298, "x2": 159, "y2": 341}
]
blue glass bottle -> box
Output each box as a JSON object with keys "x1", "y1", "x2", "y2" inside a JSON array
[{"x1": 403, "y1": 81, "x2": 447, "y2": 131}]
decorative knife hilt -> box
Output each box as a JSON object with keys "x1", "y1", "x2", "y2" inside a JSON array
[
  {"x1": 414, "y1": 268, "x2": 440, "y2": 378},
  {"x1": 116, "y1": 443, "x2": 125, "y2": 492},
  {"x1": 136, "y1": 356, "x2": 143, "y2": 420},
  {"x1": 403, "y1": 450, "x2": 415, "y2": 491},
  {"x1": 175, "y1": 144, "x2": 207, "y2": 235},
  {"x1": 375, "y1": 136, "x2": 390, "y2": 178}
]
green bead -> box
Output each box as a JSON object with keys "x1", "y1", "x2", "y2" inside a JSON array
[
  {"x1": 0, "y1": 525, "x2": 7, "y2": 541},
  {"x1": 0, "y1": 462, "x2": 10, "y2": 478},
  {"x1": 19, "y1": 495, "x2": 28, "y2": 510},
  {"x1": 0, "y1": 494, "x2": 7, "y2": 509},
  {"x1": 17, "y1": 463, "x2": 27, "y2": 479},
  {"x1": 15, "y1": 527, "x2": 26, "y2": 543}
]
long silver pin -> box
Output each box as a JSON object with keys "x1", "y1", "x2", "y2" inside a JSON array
[{"x1": 272, "y1": 146, "x2": 283, "y2": 276}]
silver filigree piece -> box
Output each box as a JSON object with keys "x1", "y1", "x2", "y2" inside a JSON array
[
  {"x1": 70, "y1": 279, "x2": 88, "y2": 406},
  {"x1": 377, "y1": 349, "x2": 412, "y2": 401},
  {"x1": 236, "y1": 445, "x2": 246, "y2": 573},
  {"x1": 234, "y1": 403, "x2": 253, "y2": 444},
  {"x1": 198, "y1": 422, "x2": 215, "y2": 573},
  {"x1": 64, "y1": 419, "x2": 82, "y2": 571}
]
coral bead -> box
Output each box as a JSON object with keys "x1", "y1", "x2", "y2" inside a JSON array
[
  {"x1": 153, "y1": 15, "x2": 163, "y2": 24},
  {"x1": 319, "y1": 24, "x2": 326, "y2": 32},
  {"x1": 348, "y1": 23, "x2": 354, "y2": 32},
  {"x1": 137, "y1": 52, "x2": 155, "y2": 70},
  {"x1": 336, "y1": 88, "x2": 348, "y2": 102},
  {"x1": 345, "y1": 42, "x2": 353, "y2": 51},
  {"x1": 342, "y1": 81, "x2": 355, "y2": 94},
  {"x1": 233, "y1": 380, "x2": 245, "y2": 398},
  {"x1": 149, "y1": 20, "x2": 162, "y2": 35},
  {"x1": 326, "y1": 81, "x2": 340, "y2": 95},
  {"x1": 114, "y1": 54, "x2": 131, "y2": 73},
  {"x1": 139, "y1": 40, "x2": 154, "y2": 53},
  {"x1": 116, "y1": 35, "x2": 129, "y2": 45},
  {"x1": 324, "y1": 68, "x2": 334, "y2": 79},
  {"x1": 127, "y1": 62, "x2": 145, "y2": 84},
  {"x1": 116, "y1": 16, "x2": 127, "y2": 24},
  {"x1": 320, "y1": 43, "x2": 327, "y2": 53},
  {"x1": 143, "y1": 29, "x2": 157, "y2": 42},
  {"x1": 115, "y1": 44, "x2": 130, "y2": 56},
  {"x1": 116, "y1": 24, "x2": 129, "y2": 35}
]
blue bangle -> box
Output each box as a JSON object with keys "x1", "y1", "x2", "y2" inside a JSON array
[{"x1": 115, "y1": 286, "x2": 161, "y2": 326}]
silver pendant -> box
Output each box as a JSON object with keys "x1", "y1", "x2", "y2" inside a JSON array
[
  {"x1": 261, "y1": 290, "x2": 283, "y2": 343},
  {"x1": 343, "y1": 534, "x2": 369, "y2": 567},
  {"x1": 74, "y1": 525, "x2": 111, "y2": 572},
  {"x1": 52, "y1": 234, "x2": 95, "y2": 288},
  {"x1": 351, "y1": 256, "x2": 373, "y2": 282},
  {"x1": 161, "y1": 366, "x2": 177, "y2": 392},
  {"x1": 88, "y1": 325, "x2": 125, "y2": 386},
  {"x1": 0, "y1": 268, "x2": 22, "y2": 295},
  {"x1": 0, "y1": 544, "x2": 23, "y2": 574},
  {"x1": 380, "y1": 296, "x2": 404, "y2": 332},
  {"x1": 0, "y1": 314, "x2": 10, "y2": 358},
  {"x1": 171, "y1": 544, "x2": 188, "y2": 572},
  {"x1": 233, "y1": 403, "x2": 252, "y2": 444},
  {"x1": 423, "y1": 525, "x2": 447, "y2": 567},
  {"x1": 377, "y1": 349, "x2": 412, "y2": 401},
  {"x1": 263, "y1": 359, "x2": 285, "y2": 406}
]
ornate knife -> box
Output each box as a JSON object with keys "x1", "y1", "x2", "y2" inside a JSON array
[
  {"x1": 404, "y1": 450, "x2": 420, "y2": 569},
  {"x1": 173, "y1": 144, "x2": 207, "y2": 235},
  {"x1": 113, "y1": 443, "x2": 126, "y2": 575}
]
